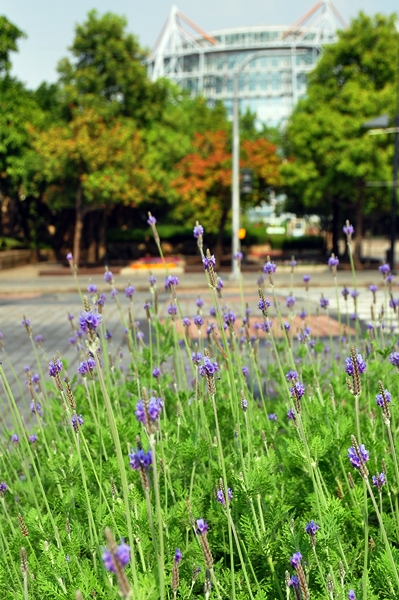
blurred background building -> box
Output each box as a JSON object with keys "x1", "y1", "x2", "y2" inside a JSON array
[{"x1": 147, "y1": 1, "x2": 346, "y2": 127}]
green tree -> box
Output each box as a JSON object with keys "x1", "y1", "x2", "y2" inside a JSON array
[
  {"x1": 0, "y1": 15, "x2": 25, "y2": 74},
  {"x1": 0, "y1": 16, "x2": 48, "y2": 246},
  {"x1": 32, "y1": 108, "x2": 156, "y2": 265},
  {"x1": 57, "y1": 10, "x2": 167, "y2": 124},
  {"x1": 282, "y1": 12, "x2": 399, "y2": 260}
]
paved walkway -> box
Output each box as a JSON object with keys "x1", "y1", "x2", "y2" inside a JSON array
[{"x1": 0, "y1": 261, "x2": 393, "y2": 425}]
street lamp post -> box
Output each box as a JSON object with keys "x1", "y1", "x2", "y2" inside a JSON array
[{"x1": 230, "y1": 49, "x2": 303, "y2": 280}]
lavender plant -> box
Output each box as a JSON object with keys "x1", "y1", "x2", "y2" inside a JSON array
[{"x1": 1, "y1": 221, "x2": 399, "y2": 599}]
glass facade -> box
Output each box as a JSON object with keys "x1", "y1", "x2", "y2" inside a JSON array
[{"x1": 149, "y1": 25, "x2": 327, "y2": 127}]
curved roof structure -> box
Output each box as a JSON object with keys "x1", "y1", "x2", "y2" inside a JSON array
[{"x1": 147, "y1": 1, "x2": 346, "y2": 126}]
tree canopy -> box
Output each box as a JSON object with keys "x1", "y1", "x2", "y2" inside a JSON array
[{"x1": 282, "y1": 12, "x2": 399, "y2": 258}]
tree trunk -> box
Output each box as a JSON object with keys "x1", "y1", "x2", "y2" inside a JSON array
[
  {"x1": 97, "y1": 208, "x2": 107, "y2": 261},
  {"x1": 331, "y1": 195, "x2": 340, "y2": 257},
  {"x1": 86, "y1": 211, "x2": 96, "y2": 264},
  {"x1": 353, "y1": 180, "x2": 365, "y2": 266},
  {"x1": 214, "y1": 205, "x2": 229, "y2": 269},
  {"x1": 73, "y1": 181, "x2": 84, "y2": 267}
]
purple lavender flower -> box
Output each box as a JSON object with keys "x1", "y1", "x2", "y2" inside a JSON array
[
  {"x1": 263, "y1": 260, "x2": 276, "y2": 275},
  {"x1": 289, "y1": 258, "x2": 297, "y2": 268},
  {"x1": 289, "y1": 575, "x2": 299, "y2": 588},
  {"x1": 290, "y1": 382, "x2": 305, "y2": 399},
  {"x1": 87, "y1": 284, "x2": 98, "y2": 293},
  {"x1": 305, "y1": 520, "x2": 320, "y2": 536},
  {"x1": 234, "y1": 252, "x2": 243, "y2": 261},
  {"x1": 209, "y1": 307, "x2": 216, "y2": 317},
  {"x1": 193, "y1": 315, "x2": 204, "y2": 327},
  {"x1": 69, "y1": 336, "x2": 77, "y2": 345},
  {"x1": 193, "y1": 224, "x2": 204, "y2": 239},
  {"x1": 343, "y1": 223, "x2": 354, "y2": 237},
  {"x1": 199, "y1": 357, "x2": 220, "y2": 377},
  {"x1": 21, "y1": 318, "x2": 30, "y2": 328},
  {"x1": 258, "y1": 297, "x2": 271, "y2": 311},
  {"x1": 196, "y1": 519, "x2": 209, "y2": 535},
  {"x1": 103, "y1": 542, "x2": 130, "y2": 573},
  {"x1": 78, "y1": 359, "x2": 95, "y2": 376},
  {"x1": 216, "y1": 488, "x2": 233, "y2": 506},
  {"x1": 143, "y1": 301, "x2": 151, "y2": 311},
  {"x1": 30, "y1": 401, "x2": 42, "y2": 417},
  {"x1": 286, "y1": 295, "x2": 296, "y2": 308},
  {"x1": 390, "y1": 352, "x2": 399, "y2": 368},
  {"x1": 369, "y1": 284, "x2": 378, "y2": 293},
  {"x1": 182, "y1": 317, "x2": 191, "y2": 328},
  {"x1": 71, "y1": 414, "x2": 84, "y2": 432},
  {"x1": 174, "y1": 548, "x2": 182, "y2": 564},
  {"x1": 168, "y1": 304, "x2": 177, "y2": 316},
  {"x1": 345, "y1": 352, "x2": 366, "y2": 376},
  {"x1": 129, "y1": 448, "x2": 152, "y2": 470},
  {"x1": 290, "y1": 552, "x2": 302, "y2": 570},
  {"x1": 152, "y1": 367, "x2": 161, "y2": 378},
  {"x1": 224, "y1": 310, "x2": 236, "y2": 326},
  {"x1": 242, "y1": 366, "x2": 249, "y2": 377},
  {"x1": 49, "y1": 359, "x2": 63, "y2": 377},
  {"x1": 379, "y1": 263, "x2": 391, "y2": 276},
  {"x1": 0, "y1": 482, "x2": 7, "y2": 495},
  {"x1": 135, "y1": 397, "x2": 163, "y2": 425},
  {"x1": 196, "y1": 297, "x2": 204, "y2": 308},
  {"x1": 66, "y1": 252, "x2": 73, "y2": 262},
  {"x1": 125, "y1": 285, "x2": 135, "y2": 299},
  {"x1": 137, "y1": 330, "x2": 144, "y2": 341},
  {"x1": 260, "y1": 319, "x2": 272, "y2": 332},
  {"x1": 111, "y1": 288, "x2": 118, "y2": 299},
  {"x1": 375, "y1": 389, "x2": 391, "y2": 407},
  {"x1": 389, "y1": 298, "x2": 399, "y2": 310},
  {"x1": 96, "y1": 293, "x2": 106, "y2": 307},
  {"x1": 319, "y1": 296, "x2": 329, "y2": 309},
  {"x1": 203, "y1": 255, "x2": 216, "y2": 270},
  {"x1": 29, "y1": 434, "x2": 37, "y2": 444},
  {"x1": 104, "y1": 270, "x2": 113, "y2": 284},
  {"x1": 192, "y1": 352, "x2": 203, "y2": 365},
  {"x1": 299, "y1": 309, "x2": 307, "y2": 320},
  {"x1": 303, "y1": 275, "x2": 311, "y2": 283},
  {"x1": 372, "y1": 473, "x2": 386, "y2": 490},
  {"x1": 348, "y1": 444, "x2": 369, "y2": 469},
  {"x1": 287, "y1": 408, "x2": 296, "y2": 420},
  {"x1": 268, "y1": 413, "x2": 277, "y2": 422},
  {"x1": 165, "y1": 275, "x2": 179, "y2": 290},
  {"x1": 34, "y1": 334, "x2": 44, "y2": 344},
  {"x1": 32, "y1": 374, "x2": 39, "y2": 384},
  {"x1": 387, "y1": 274, "x2": 394, "y2": 284},
  {"x1": 328, "y1": 255, "x2": 339, "y2": 268},
  {"x1": 286, "y1": 370, "x2": 298, "y2": 382},
  {"x1": 79, "y1": 310, "x2": 102, "y2": 333},
  {"x1": 283, "y1": 322, "x2": 290, "y2": 331},
  {"x1": 348, "y1": 591, "x2": 356, "y2": 600},
  {"x1": 11, "y1": 434, "x2": 19, "y2": 444}
]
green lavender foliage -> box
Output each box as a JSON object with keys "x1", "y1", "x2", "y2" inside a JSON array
[{"x1": 1, "y1": 251, "x2": 399, "y2": 598}]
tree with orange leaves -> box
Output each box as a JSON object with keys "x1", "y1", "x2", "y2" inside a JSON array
[{"x1": 172, "y1": 129, "x2": 283, "y2": 262}]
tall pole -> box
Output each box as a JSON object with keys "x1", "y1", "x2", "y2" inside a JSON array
[
  {"x1": 231, "y1": 71, "x2": 240, "y2": 280},
  {"x1": 390, "y1": 44, "x2": 399, "y2": 270}
]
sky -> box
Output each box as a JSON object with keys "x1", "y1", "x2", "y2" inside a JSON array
[{"x1": 2, "y1": 0, "x2": 398, "y2": 90}]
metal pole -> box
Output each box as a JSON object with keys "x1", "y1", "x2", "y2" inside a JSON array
[
  {"x1": 390, "y1": 43, "x2": 399, "y2": 271},
  {"x1": 391, "y1": 116, "x2": 399, "y2": 270},
  {"x1": 231, "y1": 70, "x2": 240, "y2": 280}
]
